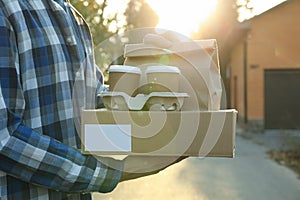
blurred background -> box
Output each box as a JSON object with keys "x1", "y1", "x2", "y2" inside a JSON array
[{"x1": 71, "y1": 0, "x2": 300, "y2": 199}]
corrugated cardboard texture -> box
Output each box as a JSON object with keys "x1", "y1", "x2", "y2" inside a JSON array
[{"x1": 81, "y1": 109, "x2": 237, "y2": 157}]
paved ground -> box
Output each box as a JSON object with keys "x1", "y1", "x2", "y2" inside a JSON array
[
  {"x1": 238, "y1": 126, "x2": 300, "y2": 176},
  {"x1": 93, "y1": 135, "x2": 300, "y2": 200}
]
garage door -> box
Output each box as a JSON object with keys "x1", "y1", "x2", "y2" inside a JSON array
[{"x1": 264, "y1": 69, "x2": 300, "y2": 129}]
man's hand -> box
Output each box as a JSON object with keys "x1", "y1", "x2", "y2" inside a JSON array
[{"x1": 120, "y1": 155, "x2": 187, "y2": 182}]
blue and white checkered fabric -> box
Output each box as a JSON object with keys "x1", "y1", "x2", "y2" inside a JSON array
[{"x1": 0, "y1": 0, "x2": 122, "y2": 199}]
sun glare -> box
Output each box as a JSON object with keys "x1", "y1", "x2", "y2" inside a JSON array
[
  {"x1": 146, "y1": 0, "x2": 218, "y2": 37},
  {"x1": 238, "y1": 0, "x2": 286, "y2": 21}
]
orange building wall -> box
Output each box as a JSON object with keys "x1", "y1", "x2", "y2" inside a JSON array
[
  {"x1": 230, "y1": 43, "x2": 245, "y2": 117},
  {"x1": 230, "y1": 0, "x2": 300, "y2": 121}
]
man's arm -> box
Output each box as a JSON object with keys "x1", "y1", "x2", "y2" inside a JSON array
[{"x1": 0, "y1": 8, "x2": 122, "y2": 194}]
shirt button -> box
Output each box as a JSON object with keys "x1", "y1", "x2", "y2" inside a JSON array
[
  {"x1": 76, "y1": 71, "x2": 81, "y2": 77},
  {"x1": 66, "y1": 37, "x2": 74, "y2": 44}
]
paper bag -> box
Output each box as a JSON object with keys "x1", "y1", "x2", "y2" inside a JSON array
[{"x1": 123, "y1": 39, "x2": 222, "y2": 110}]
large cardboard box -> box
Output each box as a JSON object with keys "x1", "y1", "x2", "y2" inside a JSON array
[{"x1": 81, "y1": 109, "x2": 237, "y2": 157}]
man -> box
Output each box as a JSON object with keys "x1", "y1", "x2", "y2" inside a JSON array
[{"x1": 0, "y1": 0, "x2": 183, "y2": 199}]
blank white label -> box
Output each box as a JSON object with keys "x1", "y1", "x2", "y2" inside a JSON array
[{"x1": 84, "y1": 124, "x2": 131, "y2": 152}]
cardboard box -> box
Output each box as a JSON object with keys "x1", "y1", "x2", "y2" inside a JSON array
[{"x1": 81, "y1": 109, "x2": 237, "y2": 157}]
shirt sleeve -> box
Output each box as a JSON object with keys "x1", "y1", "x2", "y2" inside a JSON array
[{"x1": 0, "y1": 9, "x2": 122, "y2": 193}]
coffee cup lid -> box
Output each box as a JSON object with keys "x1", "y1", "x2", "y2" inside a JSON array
[
  {"x1": 108, "y1": 65, "x2": 142, "y2": 74},
  {"x1": 145, "y1": 66, "x2": 181, "y2": 74}
]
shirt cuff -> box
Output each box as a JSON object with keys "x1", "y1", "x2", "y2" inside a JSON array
[{"x1": 95, "y1": 156, "x2": 124, "y2": 193}]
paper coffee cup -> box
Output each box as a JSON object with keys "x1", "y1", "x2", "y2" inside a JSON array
[
  {"x1": 108, "y1": 65, "x2": 141, "y2": 96},
  {"x1": 145, "y1": 66, "x2": 181, "y2": 93}
]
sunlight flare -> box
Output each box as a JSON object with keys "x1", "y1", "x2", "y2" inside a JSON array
[{"x1": 146, "y1": 0, "x2": 218, "y2": 36}]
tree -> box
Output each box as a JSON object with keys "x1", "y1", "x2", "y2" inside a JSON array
[
  {"x1": 70, "y1": 0, "x2": 158, "y2": 80},
  {"x1": 192, "y1": 0, "x2": 253, "y2": 68},
  {"x1": 236, "y1": 0, "x2": 254, "y2": 21},
  {"x1": 125, "y1": 0, "x2": 158, "y2": 29},
  {"x1": 71, "y1": 0, "x2": 126, "y2": 46},
  {"x1": 71, "y1": 0, "x2": 158, "y2": 44}
]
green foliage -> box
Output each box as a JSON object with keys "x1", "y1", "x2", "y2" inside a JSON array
[
  {"x1": 71, "y1": 0, "x2": 158, "y2": 44},
  {"x1": 71, "y1": 0, "x2": 123, "y2": 46},
  {"x1": 70, "y1": 0, "x2": 158, "y2": 81},
  {"x1": 125, "y1": 0, "x2": 158, "y2": 29}
]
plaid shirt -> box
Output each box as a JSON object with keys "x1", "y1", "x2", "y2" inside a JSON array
[{"x1": 0, "y1": 0, "x2": 123, "y2": 199}]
